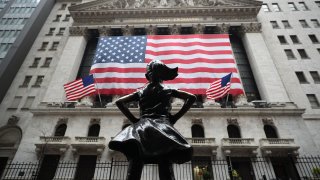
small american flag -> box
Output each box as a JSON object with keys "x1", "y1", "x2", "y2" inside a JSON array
[
  {"x1": 90, "y1": 34, "x2": 244, "y2": 95},
  {"x1": 206, "y1": 73, "x2": 232, "y2": 100},
  {"x1": 63, "y1": 74, "x2": 96, "y2": 101}
]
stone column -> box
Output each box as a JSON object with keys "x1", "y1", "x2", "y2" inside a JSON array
[
  {"x1": 146, "y1": 25, "x2": 157, "y2": 35},
  {"x1": 42, "y1": 27, "x2": 89, "y2": 103},
  {"x1": 239, "y1": 23, "x2": 290, "y2": 102},
  {"x1": 169, "y1": 24, "x2": 180, "y2": 35},
  {"x1": 98, "y1": 26, "x2": 111, "y2": 36},
  {"x1": 216, "y1": 23, "x2": 230, "y2": 34},
  {"x1": 193, "y1": 24, "x2": 205, "y2": 34},
  {"x1": 122, "y1": 25, "x2": 133, "y2": 36}
]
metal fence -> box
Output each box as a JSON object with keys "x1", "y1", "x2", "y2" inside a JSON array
[{"x1": 1, "y1": 156, "x2": 320, "y2": 180}]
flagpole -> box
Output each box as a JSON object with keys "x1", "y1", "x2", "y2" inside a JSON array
[
  {"x1": 225, "y1": 73, "x2": 233, "y2": 106},
  {"x1": 92, "y1": 73, "x2": 103, "y2": 107}
]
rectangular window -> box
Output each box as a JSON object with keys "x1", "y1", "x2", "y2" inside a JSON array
[
  {"x1": 20, "y1": 76, "x2": 32, "y2": 87},
  {"x1": 298, "y1": 49, "x2": 309, "y2": 59},
  {"x1": 63, "y1": 14, "x2": 71, "y2": 21},
  {"x1": 278, "y1": 36, "x2": 287, "y2": 44},
  {"x1": 8, "y1": 96, "x2": 22, "y2": 109},
  {"x1": 50, "y1": 42, "x2": 59, "y2": 50},
  {"x1": 290, "y1": 35, "x2": 300, "y2": 44},
  {"x1": 316, "y1": 1, "x2": 320, "y2": 7},
  {"x1": 33, "y1": 76, "x2": 44, "y2": 87},
  {"x1": 307, "y1": 94, "x2": 320, "y2": 108},
  {"x1": 53, "y1": 15, "x2": 61, "y2": 22},
  {"x1": 309, "y1": 34, "x2": 319, "y2": 43},
  {"x1": 298, "y1": 2, "x2": 309, "y2": 10},
  {"x1": 42, "y1": 57, "x2": 52, "y2": 67},
  {"x1": 22, "y1": 96, "x2": 35, "y2": 110},
  {"x1": 272, "y1": 3, "x2": 281, "y2": 11},
  {"x1": 46, "y1": 28, "x2": 55, "y2": 36},
  {"x1": 311, "y1": 19, "x2": 320, "y2": 27},
  {"x1": 318, "y1": 48, "x2": 320, "y2": 54},
  {"x1": 285, "y1": 49, "x2": 296, "y2": 59},
  {"x1": 29, "y1": 57, "x2": 40, "y2": 68},
  {"x1": 57, "y1": 27, "x2": 65, "y2": 35},
  {"x1": 38, "y1": 42, "x2": 48, "y2": 51},
  {"x1": 262, "y1": 4, "x2": 270, "y2": 12},
  {"x1": 295, "y1": 71, "x2": 308, "y2": 83},
  {"x1": 288, "y1": 2, "x2": 298, "y2": 10},
  {"x1": 270, "y1": 21, "x2": 280, "y2": 28},
  {"x1": 299, "y1": 20, "x2": 310, "y2": 28},
  {"x1": 282, "y1": 20, "x2": 291, "y2": 28},
  {"x1": 310, "y1": 71, "x2": 320, "y2": 83}
]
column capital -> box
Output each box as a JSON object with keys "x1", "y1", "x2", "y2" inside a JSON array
[
  {"x1": 122, "y1": 25, "x2": 134, "y2": 36},
  {"x1": 169, "y1": 24, "x2": 180, "y2": 35},
  {"x1": 146, "y1": 25, "x2": 157, "y2": 35},
  {"x1": 98, "y1": 26, "x2": 111, "y2": 36},
  {"x1": 216, "y1": 23, "x2": 230, "y2": 34},
  {"x1": 193, "y1": 24, "x2": 205, "y2": 34},
  {"x1": 69, "y1": 26, "x2": 89, "y2": 38},
  {"x1": 240, "y1": 23, "x2": 262, "y2": 34}
]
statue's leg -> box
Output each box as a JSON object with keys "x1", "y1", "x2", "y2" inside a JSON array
[
  {"x1": 126, "y1": 159, "x2": 144, "y2": 180},
  {"x1": 158, "y1": 161, "x2": 175, "y2": 180}
]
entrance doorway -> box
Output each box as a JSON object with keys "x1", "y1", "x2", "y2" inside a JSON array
[
  {"x1": 37, "y1": 155, "x2": 60, "y2": 180},
  {"x1": 74, "y1": 155, "x2": 97, "y2": 180},
  {"x1": 231, "y1": 157, "x2": 255, "y2": 180},
  {"x1": 270, "y1": 157, "x2": 299, "y2": 180}
]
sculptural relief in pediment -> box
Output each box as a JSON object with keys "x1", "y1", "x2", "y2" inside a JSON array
[{"x1": 85, "y1": 0, "x2": 253, "y2": 10}]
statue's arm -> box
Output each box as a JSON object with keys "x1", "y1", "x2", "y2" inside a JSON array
[
  {"x1": 170, "y1": 90, "x2": 196, "y2": 124},
  {"x1": 115, "y1": 93, "x2": 140, "y2": 123}
]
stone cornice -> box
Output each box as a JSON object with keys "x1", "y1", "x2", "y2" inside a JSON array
[
  {"x1": 69, "y1": 6, "x2": 261, "y2": 24},
  {"x1": 240, "y1": 22, "x2": 262, "y2": 33},
  {"x1": 30, "y1": 107, "x2": 305, "y2": 116}
]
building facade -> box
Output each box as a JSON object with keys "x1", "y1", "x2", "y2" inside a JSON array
[
  {"x1": 0, "y1": 0, "x2": 55, "y2": 103},
  {"x1": 0, "y1": 0, "x2": 319, "y2": 179}
]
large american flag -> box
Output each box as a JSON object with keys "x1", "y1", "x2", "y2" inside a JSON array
[{"x1": 90, "y1": 34, "x2": 244, "y2": 95}]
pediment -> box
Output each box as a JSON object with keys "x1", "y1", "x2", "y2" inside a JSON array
[
  {"x1": 69, "y1": 0, "x2": 262, "y2": 24},
  {"x1": 70, "y1": 0, "x2": 262, "y2": 11}
]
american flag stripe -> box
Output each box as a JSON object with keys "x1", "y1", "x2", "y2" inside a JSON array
[
  {"x1": 63, "y1": 75, "x2": 96, "y2": 101},
  {"x1": 91, "y1": 34, "x2": 244, "y2": 95}
]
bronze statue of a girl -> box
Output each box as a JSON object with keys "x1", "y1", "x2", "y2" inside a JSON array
[{"x1": 109, "y1": 60, "x2": 196, "y2": 180}]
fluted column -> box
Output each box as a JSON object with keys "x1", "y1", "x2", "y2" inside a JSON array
[
  {"x1": 216, "y1": 23, "x2": 230, "y2": 34},
  {"x1": 42, "y1": 27, "x2": 89, "y2": 102},
  {"x1": 122, "y1": 25, "x2": 133, "y2": 36},
  {"x1": 169, "y1": 24, "x2": 180, "y2": 35},
  {"x1": 193, "y1": 24, "x2": 205, "y2": 34},
  {"x1": 239, "y1": 23, "x2": 289, "y2": 102},
  {"x1": 146, "y1": 25, "x2": 157, "y2": 35}
]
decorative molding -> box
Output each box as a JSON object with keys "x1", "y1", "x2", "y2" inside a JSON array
[
  {"x1": 69, "y1": 26, "x2": 90, "y2": 38},
  {"x1": 216, "y1": 23, "x2": 230, "y2": 34},
  {"x1": 192, "y1": 118, "x2": 203, "y2": 125},
  {"x1": 7, "y1": 115, "x2": 19, "y2": 125},
  {"x1": 240, "y1": 22, "x2": 261, "y2": 34},
  {"x1": 98, "y1": 26, "x2": 111, "y2": 36},
  {"x1": 262, "y1": 118, "x2": 274, "y2": 126},
  {"x1": 227, "y1": 118, "x2": 238, "y2": 125},
  {"x1": 193, "y1": 24, "x2": 205, "y2": 34}
]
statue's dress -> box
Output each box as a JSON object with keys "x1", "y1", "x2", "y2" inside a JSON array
[{"x1": 108, "y1": 83, "x2": 193, "y2": 164}]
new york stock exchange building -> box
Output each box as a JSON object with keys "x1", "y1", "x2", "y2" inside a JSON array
[{"x1": 0, "y1": 0, "x2": 320, "y2": 179}]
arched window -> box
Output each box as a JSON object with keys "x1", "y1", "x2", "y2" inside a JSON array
[
  {"x1": 264, "y1": 125, "x2": 278, "y2": 138},
  {"x1": 88, "y1": 124, "x2": 100, "y2": 137},
  {"x1": 54, "y1": 124, "x2": 67, "y2": 136},
  {"x1": 191, "y1": 124, "x2": 205, "y2": 138},
  {"x1": 227, "y1": 125, "x2": 241, "y2": 138}
]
